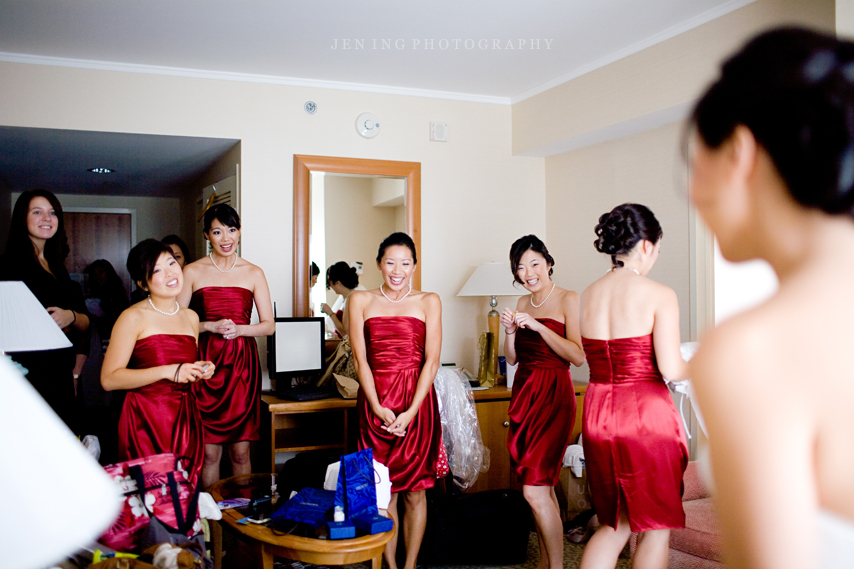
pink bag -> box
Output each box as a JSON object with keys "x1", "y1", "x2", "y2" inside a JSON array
[{"x1": 99, "y1": 453, "x2": 202, "y2": 553}]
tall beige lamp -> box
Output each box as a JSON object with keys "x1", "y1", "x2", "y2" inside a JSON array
[{"x1": 457, "y1": 262, "x2": 521, "y2": 376}]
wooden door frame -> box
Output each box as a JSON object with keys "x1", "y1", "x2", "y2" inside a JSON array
[{"x1": 293, "y1": 155, "x2": 421, "y2": 317}]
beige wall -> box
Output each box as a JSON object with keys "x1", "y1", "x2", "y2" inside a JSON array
[
  {"x1": 513, "y1": 0, "x2": 835, "y2": 157},
  {"x1": 0, "y1": 61, "x2": 545, "y2": 372}
]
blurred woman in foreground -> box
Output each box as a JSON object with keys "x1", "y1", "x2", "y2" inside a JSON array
[{"x1": 690, "y1": 28, "x2": 854, "y2": 569}]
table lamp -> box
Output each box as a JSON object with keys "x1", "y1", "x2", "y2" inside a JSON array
[
  {"x1": 0, "y1": 282, "x2": 120, "y2": 568},
  {"x1": 457, "y1": 262, "x2": 521, "y2": 378}
]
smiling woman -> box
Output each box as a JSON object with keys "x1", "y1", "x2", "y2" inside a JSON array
[
  {"x1": 179, "y1": 203, "x2": 274, "y2": 489},
  {"x1": 0, "y1": 189, "x2": 90, "y2": 433},
  {"x1": 100, "y1": 238, "x2": 212, "y2": 484}
]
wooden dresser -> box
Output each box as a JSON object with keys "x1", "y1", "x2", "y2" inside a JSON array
[{"x1": 260, "y1": 383, "x2": 587, "y2": 492}]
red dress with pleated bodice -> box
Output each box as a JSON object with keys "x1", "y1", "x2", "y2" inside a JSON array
[
  {"x1": 582, "y1": 334, "x2": 688, "y2": 531},
  {"x1": 118, "y1": 334, "x2": 204, "y2": 484},
  {"x1": 507, "y1": 318, "x2": 576, "y2": 486},
  {"x1": 190, "y1": 287, "x2": 261, "y2": 443},
  {"x1": 358, "y1": 316, "x2": 442, "y2": 493}
]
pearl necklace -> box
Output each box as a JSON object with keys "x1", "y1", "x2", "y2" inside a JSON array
[
  {"x1": 380, "y1": 284, "x2": 412, "y2": 303},
  {"x1": 148, "y1": 297, "x2": 180, "y2": 316},
  {"x1": 530, "y1": 283, "x2": 556, "y2": 309},
  {"x1": 611, "y1": 266, "x2": 640, "y2": 276},
  {"x1": 210, "y1": 252, "x2": 237, "y2": 273}
]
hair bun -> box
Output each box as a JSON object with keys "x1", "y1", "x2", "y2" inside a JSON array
[{"x1": 593, "y1": 204, "x2": 662, "y2": 267}]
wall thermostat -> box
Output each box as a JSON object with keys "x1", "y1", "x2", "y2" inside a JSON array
[{"x1": 356, "y1": 113, "x2": 380, "y2": 138}]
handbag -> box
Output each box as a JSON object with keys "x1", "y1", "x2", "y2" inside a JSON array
[
  {"x1": 99, "y1": 453, "x2": 202, "y2": 553},
  {"x1": 319, "y1": 336, "x2": 357, "y2": 386}
]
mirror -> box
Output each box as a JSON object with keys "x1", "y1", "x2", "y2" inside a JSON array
[{"x1": 293, "y1": 155, "x2": 421, "y2": 317}]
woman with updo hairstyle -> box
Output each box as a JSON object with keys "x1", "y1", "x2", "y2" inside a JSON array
[
  {"x1": 101, "y1": 239, "x2": 214, "y2": 484},
  {"x1": 320, "y1": 261, "x2": 360, "y2": 337},
  {"x1": 579, "y1": 204, "x2": 689, "y2": 569},
  {"x1": 179, "y1": 203, "x2": 274, "y2": 489},
  {"x1": 349, "y1": 232, "x2": 443, "y2": 569},
  {"x1": 0, "y1": 189, "x2": 90, "y2": 433},
  {"x1": 161, "y1": 234, "x2": 191, "y2": 268},
  {"x1": 499, "y1": 234, "x2": 585, "y2": 569},
  {"x1": 688, "y1": 28, "x2": 854, "y2": 568}
]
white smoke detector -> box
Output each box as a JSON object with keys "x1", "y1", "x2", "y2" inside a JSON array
[{"x1": 356, "y1": 113, "x2": 380, "y2": 138}]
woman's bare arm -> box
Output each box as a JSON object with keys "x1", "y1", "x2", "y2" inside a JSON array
[
  {"x1": 651, "y1": 285, "x2": 689, "y2": 380},
  {"x1": 692, "y1": 319, "x2": 816, "y2": 569}
]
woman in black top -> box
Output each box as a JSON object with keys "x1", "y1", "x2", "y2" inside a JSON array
[{"x1": 1, "y1": 189, "x2": 90, "y2": 433}]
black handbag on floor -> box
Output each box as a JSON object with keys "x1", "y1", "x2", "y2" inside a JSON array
[{"x1": 420, "y1": 489, "x2": 532, "y2": 565}]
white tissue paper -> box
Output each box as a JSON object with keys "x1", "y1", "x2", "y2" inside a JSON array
[
  {"x1": 198, "y1": 492, "x2": 223, "y2": 520},
  {"x1": 562, "y1": 433, "x2": 585, "y2": 478},
  {"x1": 664, "y1": 341, "x2": 707, "y2": 439}
]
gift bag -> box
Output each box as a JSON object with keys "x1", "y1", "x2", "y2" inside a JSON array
[
  {"x1": 334, "y1": 448, "x2": 378, "y2": 519},
  {"x1": 100, "y1": 453, "x2": 202, "y2": 553}
]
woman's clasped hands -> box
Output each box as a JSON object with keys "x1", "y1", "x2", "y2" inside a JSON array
[
  {"x1": 209, "y1": 318, "x2": 240, "y2": 340},
  {"x1": 373, "y1": 404, "x2": 411, "y2": 437},
  {"x1": 501, "y1": 308, "x2": 544, "y2": 334}
]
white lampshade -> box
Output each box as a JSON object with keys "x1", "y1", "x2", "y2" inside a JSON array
[
  {"x1": 457, "y1": 262, "x2": 521, "y2": 297},
  {"x1": 0, "y1": 281, "x2": 72, "y2": 353},
  {"x1": 0, "y1": 354, "x2": 121, "y2": 568}
]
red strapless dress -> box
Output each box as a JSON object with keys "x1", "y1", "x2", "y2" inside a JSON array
[
  {"x1": 358, "y1": 316, "x2": 442, "y2": 493},
  {"x1": 190, "y1": 287, "x2": 261, "y2": 444},
  {"x1": 582, "y1": 334, "x2": 688, "y2": 531},
  {"x1": 118, "y1": 334, "x2": 204, "y2": 484},
  {"x1": 507, "y1": 318, "x2": 576, "y2": 486}
]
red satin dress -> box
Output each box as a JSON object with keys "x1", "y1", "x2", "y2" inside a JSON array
[
  {"x1": 190, "y1": 287, "x2": 261, "y2": 443},
  {"x1": 582, "y1": 334, "x2": 688, "y2": 531},
  {"x1": 118, "y1": 334, "x2": 204, "y2": 484},
  {"x1": 507, "y1": 318, "x2": 576, "y2": 486},
  {"x1": 358, "y1": 316, "x2": 442, "y2": 493}
]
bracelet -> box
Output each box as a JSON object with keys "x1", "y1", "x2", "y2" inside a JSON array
[
  {"x1": 173, "y1": 363, "x2": 184, "y2": 383},
  {"x1": 505, "y1": 329, "x2": 516, "y2": 335},
  {"x1": 70, "y1": 310, "x2": 77, "y2": 325}
]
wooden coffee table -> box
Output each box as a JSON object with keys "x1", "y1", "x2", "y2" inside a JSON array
[{"x1": 209, "y1": 474, "x2": 394, "y2": 569}]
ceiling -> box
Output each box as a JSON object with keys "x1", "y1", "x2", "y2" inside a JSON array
[
  {"x1": 0, "y1": 127, "x2": 238, "y2": 197},
  {"x1": 0, "y1": 0, "x2": 752, "y2": 103},
  {"x1": 0, "y1": 1, "x2": 751, "y2": 196}
]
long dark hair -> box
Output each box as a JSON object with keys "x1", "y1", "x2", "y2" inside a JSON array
[
  {"x1": 5, "y1": 189, "x2": 71, "y2": 279},
  {"x1": 594, "y1": 204, "x2": 662, "y2": 268},
  {"x1": 691, "y1": 27, "x2": 854, "y2": 216}
]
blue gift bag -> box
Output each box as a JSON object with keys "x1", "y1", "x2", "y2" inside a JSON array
[{"x1": 334, "y1": 448, "x2": 379, "y2": 519}]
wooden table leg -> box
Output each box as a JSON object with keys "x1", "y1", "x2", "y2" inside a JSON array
[
  {"x1": 212, "y1": 519, "x2": 223, "y2": 569},
  {"x1": 371, "y1": 553, "x2": 382, "y2": 569},
  {"x1": 260, "y1": 544, "x2": 274, "y2": 569}
]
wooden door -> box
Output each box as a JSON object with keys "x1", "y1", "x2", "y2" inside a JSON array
[
  {"x1": 470, "y1": 398, "x2": 515, "y2": 492},
  {"x1": 65, "y1": 212, "x2": 133, "y2": 295}
]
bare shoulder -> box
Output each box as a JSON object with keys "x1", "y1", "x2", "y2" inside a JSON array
[
  {"x1": 349, "y1": 289, "x2": 372, "y2": 307},
  {"x1": 416, "y1": 290, "x2": 441, "y2": 306},
  {"x1": 692, "y1": 305, "x2": 780, "y2": 400},
  {"x1": 557, "y1": 287, "x2": 580, "y2": 304},
  {"x1": 181, "y1": 307, "x2": 200, "y2": 324}
]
